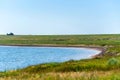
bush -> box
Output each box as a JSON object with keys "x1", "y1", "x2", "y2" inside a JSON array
[{"x1": 107, "y1": 58, "x2": 119, "y2": 66}]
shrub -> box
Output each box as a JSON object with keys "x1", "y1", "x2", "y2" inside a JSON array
[{"x1": 107, "y1": 58, "x2": 119, "y2": 66}]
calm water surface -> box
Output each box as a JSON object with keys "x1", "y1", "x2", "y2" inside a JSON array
[{"x1": 0, "y1": 46, "x2": 100, "y2": 71}]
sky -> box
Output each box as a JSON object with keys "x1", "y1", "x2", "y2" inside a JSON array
[{"x1": 0, "y1": 0, "x2": 120, "y2": 35}]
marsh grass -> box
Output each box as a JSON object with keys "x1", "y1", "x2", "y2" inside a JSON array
[
  {"x1": 1, "y1": 70, "x2": 120, "y2": 80},
  {"x1": 0, "y1": 57, "x2": 120, "y2": 79}
]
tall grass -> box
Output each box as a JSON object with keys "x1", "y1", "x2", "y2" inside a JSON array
[{"x1": 1, "y1": 70, "x2": 120, "y2": 80}]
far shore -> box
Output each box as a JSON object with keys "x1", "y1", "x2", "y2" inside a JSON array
[{"x1": 0, "y1": 44, "x2": 105, "y2": 58}]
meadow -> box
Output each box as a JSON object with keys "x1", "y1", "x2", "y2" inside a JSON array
[{"x1": 0, "y1": 34, "x2": 120, "y2": 80}]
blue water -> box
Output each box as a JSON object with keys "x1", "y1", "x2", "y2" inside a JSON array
[{"x1": 0, "y1": 46, "x2": 100, "y2": 71}]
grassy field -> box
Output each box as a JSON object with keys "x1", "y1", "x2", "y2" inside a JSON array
[
  {"x1": 0, "y1": 34, "x2": 120, "y2": 80},
  {"x1": 0, "y1": 34, "x2": 120, "y2": 46}
]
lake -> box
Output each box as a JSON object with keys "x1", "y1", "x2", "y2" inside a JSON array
[{"x1": 0, "y1": 46, "x2": 100, "y2": 71}]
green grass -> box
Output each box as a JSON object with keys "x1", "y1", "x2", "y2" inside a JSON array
[
  {"x1": 0, "y1": 34, "x2": 120, "y2": 46},
  {"x1": 1, "y1": 71, "x2": 120, "y2": 80},
  {"x1": 0, "y1": 34, "x2": 120, "y2": 79},
  {"x1": 1, "y1": 57, "x2": 120, "y2": 80}
]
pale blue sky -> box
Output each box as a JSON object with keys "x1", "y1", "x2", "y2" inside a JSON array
[{"x1": 0, "y1": 0, "x2": 120, "y2": 35}]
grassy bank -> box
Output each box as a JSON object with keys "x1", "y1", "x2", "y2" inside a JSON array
[{"x1": 0, "y1": 34, "x2": 120, "y2": 80}]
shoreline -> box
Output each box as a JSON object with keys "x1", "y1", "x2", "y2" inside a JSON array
[{"x1": 0, "y1": 44, "x2": 105, "y2": 58}]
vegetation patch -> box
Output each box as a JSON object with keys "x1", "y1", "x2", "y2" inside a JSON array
[{"x1": 0, "y1": 34, "x2": 120, "y2": 79}]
